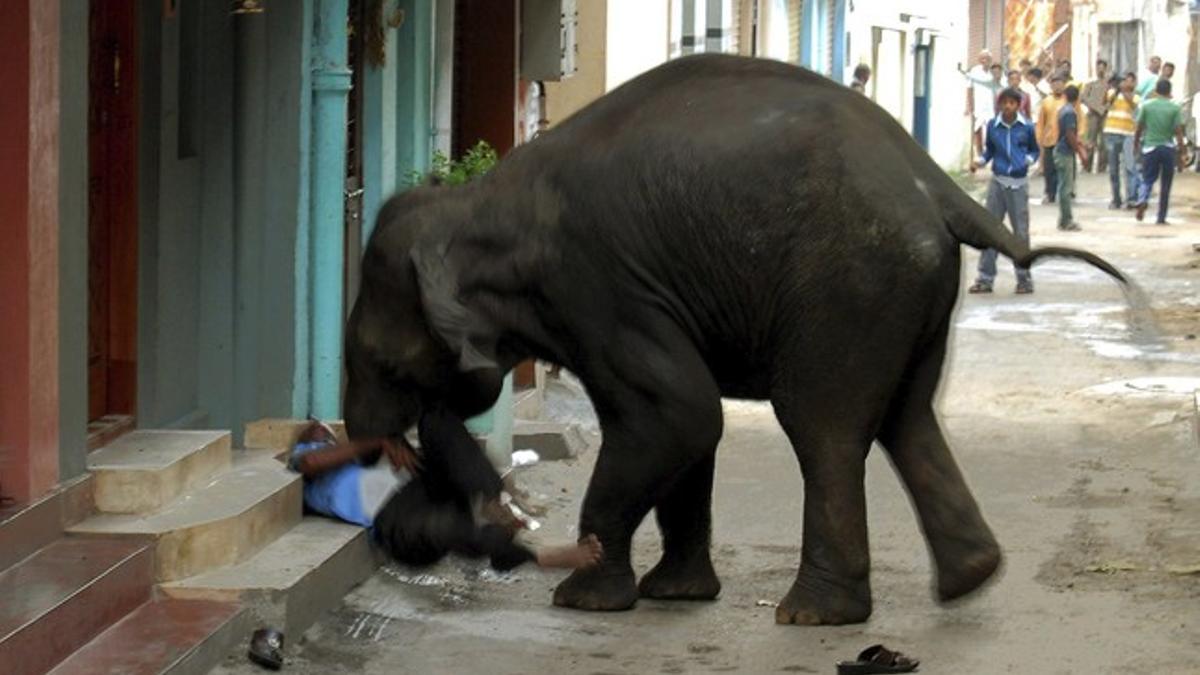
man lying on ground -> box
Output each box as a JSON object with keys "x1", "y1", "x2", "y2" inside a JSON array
[{"x1": 289, "y1": 414, "x2": 602, "y2": 571}]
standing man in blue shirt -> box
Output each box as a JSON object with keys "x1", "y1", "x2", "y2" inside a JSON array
[{"x1": 969, "y1": 87, "x2": 1041, "y2": 294}]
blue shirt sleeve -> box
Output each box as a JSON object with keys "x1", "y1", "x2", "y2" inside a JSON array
[
  {"x1": 1026, "y1": 127, "x2": 1040, "y2": 165},
  {"x1": 980, "y1": 121, "x2": 994, "y2": 164}
]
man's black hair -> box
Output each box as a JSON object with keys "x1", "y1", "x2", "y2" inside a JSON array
[
  {"x1": 1124, "y1": 71, "x2": 1138, "y2": 81},
  {"x1": 989, "y1": 63, "x2": 1003, "y2": 71},
  {"x1": 1007, "y1": 69, "x2": 1020, "y2": 78},
  {"x1": 1096, "y1": 59, "x2": 1108, "y2": 68},
  {"x1": 1163, "y1": 62, "x2": 1176, "y2": 73},
  {"x1": 997, "y1": 87, "x2": 1024, "y2": 106},
  {"x1": 1029, "y1": 67, "x2": 1043, "y2": 78},
  {"x1": 854, "y1": 63, "x2": 871, "y2": 78},
  {"x1": 1064, "y1": 85, "x2": 1080, "y2": 102},
  {"x1": 1156, "y1": 78, "x2": 1172, "y2": 96}
]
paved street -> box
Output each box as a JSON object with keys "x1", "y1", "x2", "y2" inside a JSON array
[{"x1": 217, "y1": 172, "x2": 1200, "y2": 675}]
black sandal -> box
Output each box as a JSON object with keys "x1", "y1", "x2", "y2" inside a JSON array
[
  {"x1": 968, "y1": 282, "x2": 993, "y2": 294},
  {"x1": 837, "y1": 644, "x2": 920, "y2": 674}
]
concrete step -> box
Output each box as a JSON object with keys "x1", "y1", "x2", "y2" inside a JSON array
[
  {"x1": 47, "y1": 598, "x2": 246, "y2": 675},
  {"x1": 163, "y1": 517, "x2": 381, "y2": 636},
  {"x1": 244, "y1": 418, "x2": 346, "y2": 454},
  {"x1": 69, "y1": 453, "x2": 302, "y2": 582},
  {"x1": 0, "y1": 473, "x2": 94, "y2": 571},
  {"x1": 0, "y1": 537, "x2": 153, "y2": 675},
  {"x1": 89, "y1": 430, "x2": 233, "y2": 515}
]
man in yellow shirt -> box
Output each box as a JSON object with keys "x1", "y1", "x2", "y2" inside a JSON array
[
  {"x1": 1102, "y1": 72, "x2": 1140, "y2": 208},
  {"x1": 1036, "y1": 75, "x2": 1068, "y2": 203}
]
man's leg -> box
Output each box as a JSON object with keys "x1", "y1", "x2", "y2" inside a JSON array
[
  {"x1": 1055, "y1": 153, "x2": 1074, "y2": 227},
  {"x1": 1009, "y1": 184, "x2": 1033, "y2": 286},
  {"x1": 1123, "y1": 135, "x2": 1139, "y2": 204},
  {"x1": 1105, "y1": 134, "x2": 1123, "y2": 205},
  {"x1": 975, "y1": 180, "x2": 1004, "y2": 288},
  {"x1": 1157, "y1": 147, "x2": 1176, "y2": 223},
  {"x1": 1043, "y1": 147, "x2": 1058, "y2": 200}
]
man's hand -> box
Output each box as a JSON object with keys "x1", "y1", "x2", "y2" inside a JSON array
[
  {"x1": 382, "y1": 438, "x2": 422, "y2": 474},
  {"x1": 969, "y1": 159, "x2": 986, "y2": 174}
]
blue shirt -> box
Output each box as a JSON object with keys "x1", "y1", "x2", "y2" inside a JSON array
[
  {"x1": 981, "y1": 114, "x2": 1040, "y2": 183},
  {"x1": 1055, "y1": 105, "x2": 1078, "y2": 156},
  {"x1": 289, "y1": 441, "x2": 411, "y2": 528}
]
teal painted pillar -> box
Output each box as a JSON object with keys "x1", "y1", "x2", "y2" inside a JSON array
[
  {"x1": 309, "y1": 0, "x2": 351, "y2": 418},
  {"x1": 393, "y1": 0, "x2": 435, "y2": 196}
]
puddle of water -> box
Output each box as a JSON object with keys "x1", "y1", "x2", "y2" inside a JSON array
[{"x1": 957, "y1": 301, "x2": 1200, "y2": 364}]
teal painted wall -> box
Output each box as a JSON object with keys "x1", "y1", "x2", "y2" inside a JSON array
[
  {"x1": 394, "y1": 0, "x2": 435, "y2": 198},
  {"x1": 137, "y1": 0, "x2": 312, "y2": 440},
  {"x1": 57, "y1": 0, "x2": 88, "y2": 480}
]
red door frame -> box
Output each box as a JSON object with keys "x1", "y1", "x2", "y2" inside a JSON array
[
  {"x1": 87, "y1": 0, "x2": 139, "y2": 426},
  {"x1": 0, "y1": 0, "x2": 61, "y2": 503}
]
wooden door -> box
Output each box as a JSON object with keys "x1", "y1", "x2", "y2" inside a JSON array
[{"x1": 88, "y1": 0, "x2": 138, "y2": 423}]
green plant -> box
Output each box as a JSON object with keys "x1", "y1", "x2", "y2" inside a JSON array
[{"x1": 407, "y1": 140, "x2": 499, "y2": 186}]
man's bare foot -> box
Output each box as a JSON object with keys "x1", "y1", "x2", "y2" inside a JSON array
[{"x1": 536, "y1": 534, "x2": 604, "y2": 570}]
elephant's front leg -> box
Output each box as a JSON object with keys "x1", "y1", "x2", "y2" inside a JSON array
[
  {"x1": 553, "y1": 327, "x2": 723, "y2": 611},
  {"x1": 638, "y1": 454, "x2": 721, "y2": 600}
]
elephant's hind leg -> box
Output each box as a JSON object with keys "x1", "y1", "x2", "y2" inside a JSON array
[
  {"x1": 638, "y1": 453, "x2": 722, "y2": 600},
  {"x1": 877, "y1": 322, "x2": 1002, "y2": 602}
]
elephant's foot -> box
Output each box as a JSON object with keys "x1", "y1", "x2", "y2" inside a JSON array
[
  {"x1": 638, "y1": 554, "x2": 721, "y2": 600},
  {"x1": 553, "y1": 565, "x2": 638, "y2": 611},
  {"x1": 774, "y1": 568, "x2": 871, "y2": 626},
  {"x1": 935, "y1": 538, "x2": 1003, "y2": 602}
]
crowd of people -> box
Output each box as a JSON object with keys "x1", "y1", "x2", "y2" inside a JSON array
[{"x1": 955, "y1": 49, "x2": 1189, "y2": 294}]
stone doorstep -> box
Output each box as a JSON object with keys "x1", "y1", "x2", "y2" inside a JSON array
[
  {"x1": 89, "y1": 430, "x2": 233, "y2": 515},
  {"x1": 0, "y1": 538, "x2": 154, "y2": 675},
  {"x1": 162, "y1": 517, "x2": 381, "y2": 638},
  {"x1": 46, "y1": 598, "x2": 248, "y2": 675},
  {"x1": 69, "y1": 453, "x2": 302, "y2": 582},
  {"x1": 0, "y1": 473, "x2": 94, "y2": 572},
  {"x1": 512, "y1": 420, "x2": 587, "y2": 461},
  {"x1": 245, "y1": 418, "x2": 347, "y2": 452}
]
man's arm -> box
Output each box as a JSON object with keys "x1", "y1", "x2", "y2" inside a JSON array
[
  {"x1": 1066, "y1": 114, "x2": 1088, "y2": 163},
  {"x1": 293, "y1": 439, "x2": 385, "y2": 478},
  {"x1": 972, "y1": 122, "x2": 993, "y2": 172}
]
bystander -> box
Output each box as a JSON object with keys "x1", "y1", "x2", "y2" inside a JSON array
[{"x1": 1134, "y1": 79, "x2": 1188, "y2": 225}]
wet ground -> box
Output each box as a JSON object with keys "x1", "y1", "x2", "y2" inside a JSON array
[{"x1": 215, "y1": 172, "x2": 1200, "y2": 674}]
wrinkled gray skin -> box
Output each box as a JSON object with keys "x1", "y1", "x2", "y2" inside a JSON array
[{"x1": 344, "y1": 54, "x2": 1129, "y2": 625}]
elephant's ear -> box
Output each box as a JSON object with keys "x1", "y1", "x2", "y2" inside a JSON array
[{"x1": 410, "y1": 239, "x2": 498, "y2": 372}]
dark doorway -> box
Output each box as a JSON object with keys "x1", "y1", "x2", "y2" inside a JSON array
[
  {"x1": 87, "y1": 0, "x2": 138, "y2": 435},
  {"x1": 344, "y1": 0, "x2": 366, "y2": 319},
  {"x1": 451, "y1": 0, "x2": 536, "y2": 388}
]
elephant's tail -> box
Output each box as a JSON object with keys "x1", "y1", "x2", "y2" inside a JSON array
[{"x1": 938, "y1": 184, "x2": 1159, "y2": 339}]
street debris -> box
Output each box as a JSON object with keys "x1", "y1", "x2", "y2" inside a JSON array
[
  {"x1": 512, "y1": 449, "x2": 540, "y2": 467},
  {"x1": 1084, "y1": 561, "x2": 1141, "y2": 574},
  {"x1": 1166, "y1": 564, "x2": 1200, "y2": 576},
  {"x1": 755, "y1": 599, "x2": 778, "y2": 608}
]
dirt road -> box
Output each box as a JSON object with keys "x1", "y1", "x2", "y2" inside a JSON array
[{"x1": 216, "y1": 171, "x2": 1200, "y2": 674}]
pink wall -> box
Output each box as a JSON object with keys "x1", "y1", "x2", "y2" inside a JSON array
[{"x1": 0, "y1": 0, "x2": 61, "y2": 503}]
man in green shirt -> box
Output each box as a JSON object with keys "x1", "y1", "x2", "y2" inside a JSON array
[{"x1": 1134, "y1": 79, "x2": 1188, "y2": 224}]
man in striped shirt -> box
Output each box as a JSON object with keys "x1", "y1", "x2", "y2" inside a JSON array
[{"x1": 1102, "y1": 72, "x2": 1140, "y2": 209}]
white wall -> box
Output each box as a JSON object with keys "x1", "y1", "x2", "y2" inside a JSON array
[
  {"x1": 605, "y1": 0, "x2": 670, "y2": 91},
  {"x1": 844, "y1": 1, "x2": 971, "y2": 170}
]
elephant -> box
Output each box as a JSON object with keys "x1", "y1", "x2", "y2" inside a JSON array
[{"x1": 343, "y1": 54, "x2": 1130, "y2": 625}]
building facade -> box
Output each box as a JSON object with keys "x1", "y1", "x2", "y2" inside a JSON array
[{"x1": 1, "y1": 0, "x2": 571, "y2": 505}]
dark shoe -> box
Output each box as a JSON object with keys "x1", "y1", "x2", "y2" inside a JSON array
[
  {"x1": 1108, "y1": 201, "x2": 1122, "y2": 210},
  {"x1": 1156, "y1": 220, "x2": 1170, "y2": 226},
  {"x1": 837, "y1": 644, "x2": 920, "y2": 674},
  {"x1": 968, "y1": 282, "x2": 993, "y2": 294},
  {"x1": 1015, "y1": 282, "x2": 1034, "y2": 294},
  {"x1": 1057, "y1": 222, "x2": 1082, "y2": 231},
  {"x1": 1124, "y1": 202, "x2": 1138, "y2": 210},
  {"x1": 1136, "y1": 202, "x2": 1148, "y2": 221},
  {"x1": 248, "y1": 627, "x2": 285, "y2": 670}
]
